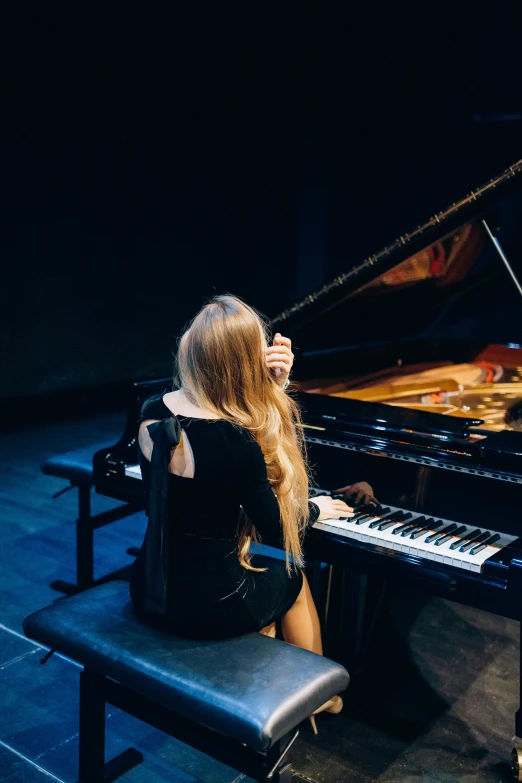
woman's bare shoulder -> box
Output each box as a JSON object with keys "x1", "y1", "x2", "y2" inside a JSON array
[{"x1": 163, "y1": 389, "x2": 221, "y2": 420}]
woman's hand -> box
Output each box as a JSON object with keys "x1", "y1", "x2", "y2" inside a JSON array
[
  {"x1": 266, "y1": 333, "x2": 294, "y2": 387},
  {"x1": 312, "y1": 495, "x2": 354, "y2": 521},
  {"x1": 334, "y1": 481, "x2": 379, "y2": 505}
]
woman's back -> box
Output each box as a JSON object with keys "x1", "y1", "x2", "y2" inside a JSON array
[
  {"x1": 130, "y1": 392, "x2": 305, "y2": 638},
  {"x1": 137, "y1": 392, "x2": 254, "y2": 539}
]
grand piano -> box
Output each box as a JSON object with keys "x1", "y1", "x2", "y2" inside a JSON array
[{"x1": 93, "y1": 158, "x2": 522, "y2": 776}]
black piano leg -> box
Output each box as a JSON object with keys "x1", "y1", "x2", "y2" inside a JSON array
[
  {"x1": 325, "y1": 567, "x2": 387, "y2": 673},
  {"x1": 514, "y1": 679, "x2": 522, "y2": 783},
  {"x1": 305, "y1": 559, "x2": 330, "y2": 627},
  {"x1": 509, "y1": 561, "x2": 522, "y2": 780},
  {"x1": 515, "y1": 615, "x2": 522, "y2": 738},
  {"x1": 342, "y1": 570, "x2": 368, "y2": 668}
]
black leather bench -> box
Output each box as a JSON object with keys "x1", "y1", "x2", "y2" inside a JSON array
[
  {"x1": 23, "y1": 581, "x2": 349, "y2": 783},
  {"x1": 41, "y1": 444, "x2": 143, "y2": 594}
]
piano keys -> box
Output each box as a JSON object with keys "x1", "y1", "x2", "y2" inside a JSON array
[
  {"x1": 122, "y1": 456, "x2": 520, "y2": 574},
  {"x1": 124, "y1": 464, "x2": 142, "y2": 479},
  {"x1": 314, "y1": 502, "x2": 518, "y2": 574}
]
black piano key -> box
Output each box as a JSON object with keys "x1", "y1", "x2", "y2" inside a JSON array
[
  {"x1": 425, "y1": 523, "x2": 458, "y2": 544},
  {"x1": 377, "y1": 522, "x2": 401, "y2": 532},
  {"x1": 400, "y1": 524, "x2": 419, "y2": 537},
  {"x1": 333, "y1": 492, "x2": 379, "y2": 512},
  {"x1": 449, "y1": 528, "x2": 481, "y2": 550},
  {"x1": 434, "y1": 525, "x2": 467, "y2": 547},
  {"x1": 459, "y1": 531, "x2": 490, "y2": 553},
  {"x1": 355, "y1": 512, "x2": 381, "y2": 526},
  {"x1": 410, "y1": 519, "x2": 440, "y2": 539},
  {"x1": 333, "y1": 495, "x2": 368, "y2": 513},
  {"x1": 378, "y1": 519, "x2": 402, "y2": 531},
  {"x1": 405, "y1": 516, "x2": 427, "y2": 531},
  {"x1": 469, "y1": 533, "x2": 501, "y2": 556},
  {"x1": 390, "y1": 513, "x2": 414, "y2": 534},
  {"x1": 352, "y1": 510, "x2": 372, "y2": 522},
  {"x1": 367, "y1": 508, "x2": 392, "y2": 528},
  {"x1": 401, "y1": 517, "x2": 427, "y2": 536},
  {"x1": 378, "y1": 512, "x2": 407, "y2": 531}
]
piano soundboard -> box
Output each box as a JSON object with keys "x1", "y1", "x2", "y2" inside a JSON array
[{"x1": 123, "y1": 463, "x2": 516, "y2": 574}]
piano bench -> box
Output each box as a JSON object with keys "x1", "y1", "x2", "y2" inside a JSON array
[
  {"x1": 41, "y1": 444, "x2": 143, "y2": 596},
  {"x1": 23, "y1": 581, "x2": 349, "y2": 783}
]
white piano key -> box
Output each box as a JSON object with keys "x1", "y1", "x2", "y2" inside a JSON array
[{"x1": 125, "y1": 464, "x2": 142, "y2": 478}]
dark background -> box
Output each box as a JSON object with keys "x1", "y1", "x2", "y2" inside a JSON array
[{"x1": 2, "y1": 4, "x2": 522, "y2": 404}]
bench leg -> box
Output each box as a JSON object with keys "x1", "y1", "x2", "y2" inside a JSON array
[
  {"x1": 265, "y1": 731, "x2": 297, "y2": 783},
  {"x1": 51, "y1": 485, "x2": 143, "y2": 596},
  {"x1": 78, "y1": 670, "x2": 143, "y2": 783},
  {"x1": 79, "y1": 669, "x2": 105, "y2": 782},
  {"x1": 76, "y1": 485, "x2": 94, "y2": 590},
  {"x1": 51, "y1": 485, "x2": 95, "y2": 595}
]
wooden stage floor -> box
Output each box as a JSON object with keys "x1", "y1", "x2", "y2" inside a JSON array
[{"x1": 0, "y1": 411, "x2": 519, "y2": 782}]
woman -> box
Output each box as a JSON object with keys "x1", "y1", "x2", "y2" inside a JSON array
[{"x1": 130, "y1": 294, "x2": 374, "y2": 731}]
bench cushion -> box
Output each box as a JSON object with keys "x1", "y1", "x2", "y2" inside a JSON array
[
  {"x1": 23, "y1": 581, "x2": 349, "y2": 751},
  {"x1": 41, "y1": 443, "x2": 111, "y2": 485}
]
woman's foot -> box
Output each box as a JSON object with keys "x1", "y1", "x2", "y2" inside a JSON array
[{"x1": 309, "y1": 695, "x2": 343, "y2": 735}]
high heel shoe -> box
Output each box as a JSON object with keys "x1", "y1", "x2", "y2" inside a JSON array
[{"x1": 308, "y1": 695, "x2": 343, "y2": 735}]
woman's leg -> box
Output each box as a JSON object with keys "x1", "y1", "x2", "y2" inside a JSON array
[
  {"x1": 282, "y1": 574, "x2": 343, "y2": 731},
  {"x1": 259, "y1": 621, "x2": 276, "y2": 637},
  {"x1": 281, "y1": 572, "x2": 323, "y2": 655}
]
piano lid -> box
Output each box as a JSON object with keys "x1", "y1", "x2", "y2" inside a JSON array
[
  {"x1": 271, "y1": 158, "x2": 522, "y2": 338},
  {"x1": 297, "y1": 390, "x2": 483, "y2": 438}
]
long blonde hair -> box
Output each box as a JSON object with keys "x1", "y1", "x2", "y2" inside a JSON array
[{"x1": 175, "y1": 294, "x2": 309, "y2": 571}]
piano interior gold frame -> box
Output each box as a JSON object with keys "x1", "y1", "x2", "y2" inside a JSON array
[
  {"x1": 272, "y1": 164, "x2": 522, "y2": 436},
  {"x1": 299, "y1": 222, "x2": 522, "y2": 432}
]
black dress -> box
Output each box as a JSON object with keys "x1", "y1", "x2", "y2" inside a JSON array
[{"x1": 130, "y1": 393, "x2": 320, "y2": 639}]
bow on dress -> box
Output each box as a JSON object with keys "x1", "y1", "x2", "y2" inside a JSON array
[{"x1": 143, "y1": 416, "x2": 182, "y2": 615}]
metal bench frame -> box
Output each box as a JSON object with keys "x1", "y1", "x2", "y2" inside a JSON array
[
  {"x1": 50, "y1": 481, "x2": 141, "y2": 596},
  {"x1": 79, "y1": 666, "x2": 297, "y2": 783}
]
